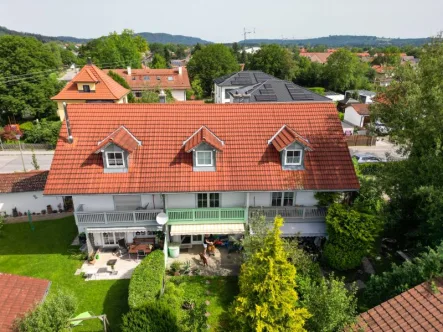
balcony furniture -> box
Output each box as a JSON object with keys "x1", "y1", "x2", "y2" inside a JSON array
[
  {"x1": 83, "y1": 267, "x2": 98, "y2": 280},
  {"x1": 97, "y1": 267, "x2": 110, "y2": 276},
  {"x1": 128, "y1": 244, "x2": 152, "y2": 259},
  {"x1": 137, "y1": 250, "x2": 146, "y2": 260},
  {"x1": 133, "y1": 237, "x2": 155, "y2": 246},
  {"x1": 106, "y1": 259, "x2": 117, "y2": 268}
]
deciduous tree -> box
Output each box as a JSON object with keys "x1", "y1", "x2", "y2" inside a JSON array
[
  {"x1": 248, "y1": 44, "x2": 296, "y2": 80},
  {"x1": 150, "y1": 54, "x2": 167, "y2": 69}
]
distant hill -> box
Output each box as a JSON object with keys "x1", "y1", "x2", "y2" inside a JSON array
[
  {"x1": 137, "y1": 32, "x2": 211, "y2": 45},
  {"x1": 0, "y1": 26, "x2": 89, "y2": 43},
  {"x1": 240, "y1": 35, "x2": 431, "y2": 47}
]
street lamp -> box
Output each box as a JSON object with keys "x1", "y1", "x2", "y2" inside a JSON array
[{"x1": 15, "y1": 133, "x2": 26, "y2": 172}]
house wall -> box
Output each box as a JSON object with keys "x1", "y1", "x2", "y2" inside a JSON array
[
  {"x1": 344, "y1": 106, "x2": 364, "y2": 127},
  {"x1": 57, "y1": 100, "x2": 86, "y2": 120},
  {"x1": 325, "y1": 94, "x2": 344, "y2": 102},
  {"x1": 249, "y1": 192, "x2": 271, "y2": 207},
  {"x1": 171, "y1": 89, "x2": 186, "y2": 101},
  {"x1": 73, "y1": 194, "x2": 163, "y2": 211},
  {"x1": 214, "y1": 84, "x2": 242, "y2": 104},
  {"x1": 166, "y1": 193, "x2": 196, "y2": 208},
  {"x1": 76, "y1": 83, "x2": 96, "y2": 91},
  {"x1": 0, "y1": 191, "x2": 64, "y2": 216},
  {"x1": 296, "y1": 191, "x2": 318, "y2": 206}
]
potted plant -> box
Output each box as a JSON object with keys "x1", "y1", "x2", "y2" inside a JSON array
[
  {"x1": 87, "y1": 254, "x2": 95, "y2": 265},
  {"x1": 168, "y1": 242, "x2": 181, "y2": 258},
  {"x1": 155, "y1": 231, "x2": 165, "y2": 249},
  {"x1": 47, "y1": 205, "x2": 53, "y2": 214}
]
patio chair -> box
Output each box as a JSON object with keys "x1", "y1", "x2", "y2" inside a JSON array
[
  {"x1": 115, "y1": 238, "x2": 128, "y2": 257},
  {"x1": 137, "y1": 250, "x2": 146, "y2": 260}
]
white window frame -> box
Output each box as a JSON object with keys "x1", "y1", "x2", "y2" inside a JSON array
[
  {"x1": 106, "y1": 151, "x2": 125, "y2": 168},
  {"x1": 196, "y1": 151, "x2": 213, "y2": 167},
  {"x1": 285, "y1": 149, "x2": 303, "y2": 166},
  {"x1": 271, "y1": 192, "x2": 295, "y2": 207},
  {"x1": 197, "y1": 193, "x2": 220, "y2": 208}
]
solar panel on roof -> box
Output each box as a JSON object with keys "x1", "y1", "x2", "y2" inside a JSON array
[
  {"x1": 238, "y1": 73, "x2": 250, "y2": 77},
  {"x1": 255, "y1": 95, "x2": 278, "y2": 102},
  {"x1": 232, "y1": 79, "x2": 253, "y2": 85},
  {"x1": 259, "y1": 89, "x2": 275, "y2": 95},
  {"x1": 263, "y1": 84, "x2": 273, "y2": 89},
  {"x1": 290, "y1": 93, "x2": 314, "y2": 101}
]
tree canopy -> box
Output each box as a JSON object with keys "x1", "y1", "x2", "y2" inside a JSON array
[
  {"x1": 248, "y1": 44, "x2": 296, "y2": 80},
  {"x1": 187, "y1": 44, "x2": 239, "y2": 97},
  {"x1": 150, "y1": 53, "x2": 167, "y2": 69}
]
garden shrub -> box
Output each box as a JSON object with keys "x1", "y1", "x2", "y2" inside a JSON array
[
  {"x1": 323, "y1": 203, "x2": 383, "y2": 270},
  {"x1": 14, "y1": 290, "x2": 77, "y2": 332},
  {"x1": 358, "y1": 162, "x2": 385, "y2": 176},
  {"x1": 121, "y1": 301, "x2": 179, "y2": 332},
  {"x1": 307, "y1": 87, "x2": 325, "y2": 95},
  {"x1": 19, "y1": 121, "x2": 34, "y2": 132},
  {"x1": 24, "y1": 120, "x2": 61, "y2": 146},
  {"x1": 128, "y1": 250, "x2": 165, "y2": 309},
  {"x1": 314, "y1": 192, "x2": 341, "y2": 206}
]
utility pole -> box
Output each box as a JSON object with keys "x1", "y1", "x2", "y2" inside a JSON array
[
  {"x1": 15, "y1": 133, "x2": 26, "y2": 172},
  {"x1": 243, "y1": 27, "x2": 256, "y2": 45}
]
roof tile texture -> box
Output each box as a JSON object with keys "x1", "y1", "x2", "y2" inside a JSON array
[
  {"x1": 95, "y1": 126, "x2": 140, "y2": 153},
  {"x1": 0, "y1": 274, "x2": 50, "y2": 332},
  {"x1": 52, "y1": 64, "x2": 129, "y2": 100},
  {"x1": 0, "y1": 171, "x2": 49, "y2": 193},
  {"x1": 44, "y1": 103, "x2": 359, "y2": 195},
  {"x1": 184, "y1": 127, "x2": 224, "y2": 152},
  {"x1": 351, "y1": 104, "x2": 370, "y2": 116},
  {"x1": 271, "y1": 126, "x2": 313, "y2": 152}
]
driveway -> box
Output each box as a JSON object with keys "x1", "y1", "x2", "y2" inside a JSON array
[
  {"x1": 0, "y1": 150, "x2": 54, "y2": 173},
  {"x1": 349, "y1": 138, "x2": 406, "y2": 161}
]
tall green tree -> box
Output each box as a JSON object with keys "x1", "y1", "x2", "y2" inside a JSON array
[
  {"x1": 323, "y1": 48, "x2": 370, "y2": 92},
  {"x1": 0, "y1": 35, "x2": 63, "y2": 123},
  {"x1": 293, "y1": 56, "x2": 324, "y2": 87},
  {"x1": 233, "y1": 216, "x2": 310, "y2": 332},
  {"x1": 150, "y1": 54, "x2": 167, "y2": 69},
  {"x1": 187, "y1": 44, "x2": 239, "y2": 96},
  {"x1": 108, "y1": 70, "x2": 135, "y2": 102},
  {"x1": 248, "y1": 44, "x2": 296, "y2": 80}
]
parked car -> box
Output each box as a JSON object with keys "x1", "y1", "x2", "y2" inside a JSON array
[
  {"x1": 353, "y1": 153, "x2": 384, "y2": 163},
  {"x1": 374, "y1": 121, "x2": 390, "y2": 135}
]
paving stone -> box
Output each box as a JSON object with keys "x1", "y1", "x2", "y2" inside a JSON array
[{"x1": 362, "y1": 257, "x2": 375, "y2": 275}]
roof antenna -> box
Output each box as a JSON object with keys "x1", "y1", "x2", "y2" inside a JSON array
[{"x1": 63, "y1": 102, "x2": 73, "y2": 144}]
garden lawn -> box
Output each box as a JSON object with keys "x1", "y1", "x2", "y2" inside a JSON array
[
  {"x1": 0, "y1": 217, "x2": 129, "y2": 331},
  {"x1": 169, "y1": 276, "x2": 238, "y2": 331}
]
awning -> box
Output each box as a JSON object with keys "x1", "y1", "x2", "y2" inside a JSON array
[
  {"x1": 170, "y1": 223, "x2": 245, "y2": 236},
  {"x1": 280, "y1": 222, "x2": 326, "y2": 237},
  {"x1": 86, "y1": 226, "x2": 161, "y2": 234}
]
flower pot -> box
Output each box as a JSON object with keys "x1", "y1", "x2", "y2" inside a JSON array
[{"x1": 168, "y1": 246, "x2": 180, "y2": 258}]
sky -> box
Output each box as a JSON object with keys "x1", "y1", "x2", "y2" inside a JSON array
[{"x1": 0, "y1": 0, "x2": 442, "y2": 42}]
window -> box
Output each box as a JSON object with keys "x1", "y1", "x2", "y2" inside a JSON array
[
  {"x1": 271, "y1": 192, "x2": 294, "y2": 206},
  {"x1": 196, "y1": 151, "x2": 213, "y2": 166},
  {"x1": 285, "y1": 149, "x2": 302, "y2": 165},
  {"x1": 156, "y1": 76, "x2": 161, "y2": 80},
  {"x1": 103, "y1": 232, "x2": 126, "y2": 246},
  {"x1": 197, "y1": 193, "x2": 220, "y2": 208},
  {"x1": 143, "y1": 76, "x2": 150, "y2": 81},
  {"x1": 83, "y1": 85, "x2": 90, "y2": 92},
  {"x1": 106, "y1": 152, "x2": 125, "y2": 168},
  {"x1": 132, "y1": 76, "x2": 136, "y2": 80},
  {"x1": 135, "y1": 92, "x2": 142, "y2": 98},
  {"x1": 168, "y1": 76, "x2": 173, "y2": 81},
  {"x1": 225, "y1": 89, "x2": 234, "y2": 99}
]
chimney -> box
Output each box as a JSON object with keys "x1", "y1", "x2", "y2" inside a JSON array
[
  {"x1": 63, "y1": 102, "x2": 73, "y2": 144},
  {"x1": 178, "y1": 66, "x2": 182, "y2": 75},
  {"x1": 159, "y1": 90, "x2": 166, "y2": 104},
  {"x1": 127, "y1": 66, "x2": 132, "y2": 76},
  {"x1": 87, "y1": 57, "x2": 92, "y2": 65}
]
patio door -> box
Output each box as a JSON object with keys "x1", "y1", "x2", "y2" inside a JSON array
[
  {"x1": 192, "y1": 234, "x2": 203, "y2": 245},
  {"x1": 102, "y1": 232, "x2": 126, "y2": 246}
]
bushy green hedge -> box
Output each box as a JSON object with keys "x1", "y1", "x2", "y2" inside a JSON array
[
  {"x1": 359, "y1": 162, "x2": 385, "y2": 176},
  {"x1": 128, "y1": 250, "x2": 165, "y2": 309},
  {"x1": 323, "y1": 243, "x2": 365, "y2": 271},
  {"x1": 121, "y1": 301, "x2": 179, "y2": 332},
  {"x1": 308, "y1": 87, "x2": 326, "y2": 95}
]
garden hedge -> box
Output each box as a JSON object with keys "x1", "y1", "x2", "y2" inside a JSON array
[
  {"x1": 128, "y1": 250, "x2": 165, "y2": 309},
  {"x1": 121, "y1": 301, "x2": 179, "y2": 332}
]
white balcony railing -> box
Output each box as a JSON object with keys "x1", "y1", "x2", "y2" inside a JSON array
[
  {"x1": 248, "y1": 206, "x2": 326, "y2": 220},
  {"x1": 75, "y1": 209, "x2": 163, "y2": 225}
]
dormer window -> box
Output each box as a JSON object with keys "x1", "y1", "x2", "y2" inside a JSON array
[
  {"x1": 168, "y1": 76, "x2": 173, "y2": 81},
  {"x1": 106, "y1": 152, "x2": 125, "y2": 168},
  {"x1": 285, "y1": 149, "x2": 303, "y2": 165},
  {"x1": 83, "y1": 85, "x2": 91, "y2": 92},
  {"x1": 144, "y1": 76, "x2": 150, "y2": 81},
  {"x1": 196, "y1": 151, "x2": 213, "y2": 166},
  {"x1": 132, "y1": 76, "x2": 136, "y2": 80}
]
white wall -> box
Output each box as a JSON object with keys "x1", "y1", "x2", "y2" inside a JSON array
[
  {"x1": 171, "y1": 89, "x2": 186, "y2": 101},
  {"x1": 344, "y1": 106, "x2": 364, "y2": 127},
  {"x1": 214, "y1": 84, "x2": 243, "y2": 104},
  {"x1": 166, "y1": 193, "x2": 196, "y2": 208},
  {"x1": 73, "y1": 195, "x2": 115, "y2": 212},
  {"x1": 221, "y1": 192, "x2": 246, "y2": 207},
  {"x1": 0, "y1": 191, "x2": 64, "y2": 216},
  {"x1": 296, "y1": 191, "x2": 318, "y2": 206},
  {"x1": 325, "y1": 94, "x2": 344, "y2": 102},
  {"x1": 141, "y1": 194, "x2": 164, "y2": 209},
  {"x1": 249, "y1": 192, "x2": 271, "y2": 207}
]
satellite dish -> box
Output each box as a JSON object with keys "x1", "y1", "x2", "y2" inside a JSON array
[{"x1": 156, "y1": 212, "x2": 169, "y2": 225}]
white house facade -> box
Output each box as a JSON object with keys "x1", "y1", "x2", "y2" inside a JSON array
[{"x1": 344, "y1": 104, "x2": 370, "y2": 128}]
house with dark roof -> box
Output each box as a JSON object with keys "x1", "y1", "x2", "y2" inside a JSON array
[
  {"x1": 353, "y1": 278, "x2": 443, "y2": 331},
  {"x1": 0, "y1": 171, "x2": 63, "y2": 217},
  {"x1": 44, "y1": 103, "x2": 359, "y2": 259},
  {"x1": 52, "y1": 61, "x2": 130, "y2": 121},
  {"x1": 227, "y1": 79, "x2": 331, "y2": 103},
  {"x1": 104, "y1": 66, "x2": 191, "y2": 101}
]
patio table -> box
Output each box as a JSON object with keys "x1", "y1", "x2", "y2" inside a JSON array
[{"x1": 128, "y1": 244, "x2": 153, "y2": 258}]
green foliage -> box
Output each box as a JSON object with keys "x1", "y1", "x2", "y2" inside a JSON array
[
  {"x1": 190, "y1": 77, "x2": 204, "y2": 99},
  {"x1": 338, "y1": 112, "x2": 344, "y2": 121},
  {"x1": 314, "y1": 192, "x2": 341, "y2": 206},
  {"x1": 31, "y1": 149, "x2": 40, "y2": 170},
  {"x1": 299, "y1": 275, "x2": 358, "y2": 332},
  {"x1": 128, "y1": 250, "x2": 165, "y2": 309},
  {"x1": 233, "y1": 216, "x2": 311, "y2": 331},
  {"x1": 364, "y1": 242, "x2": 443, "y2": 308},
  {"x1": 13, "y1": 290, "x2": 77, "y2": 332},
  {"x1": 150, "y1": 53, "x2": 167, "y2": 69},
  {"x1": 307, "y1": 87, "x2": 325, "y2": 95},
  {"x1": 248, "y1": 44, "x2": 296, "y2": 80},
  {"x1": 324, "y1": 204, "x2": 383, "y2": 270},
  {"x1": 353, "y1": 176, "x2": 385, "y2": 214},
  {"x1": 293, "y1": 57, "x2": 324, "y2": 87},
  {"x1": 0, "y1": 35, "x2": 63, "y2": 122},
  {"x1": 187, "y1": 44, "x2": 239, "y2": 96},
  {"x1": 19, "y1": 121, "x2": 34, "y2": 132},
  {"x1": 358, "y1": 162, "x2": 385, "y2": 176},
  {"x1": 134, "y1": 90, "x2": 174, "y2": 103},
  {"x1": 107, "y1": 70, "x2": 135, "y2": 102},
  {"x1": 283, "y1": 239, "x2": 322, "y2": 282},
  {"x1": 180, "y1": 302, "x2": 208, "y2": 332},
  {"x1": 121, "y1": 301, "x2": 179, "y2": 332},
  {"x1": 60, "y1": 48, "x2": 78, "y2": 66},
  {"x1": 24, "y1": 120, "x2": 61, "y2": 146},
  {"x1": 79, "y1": 29, "x2": 148, "y2": 68},
  {"x1": 0, "y1": 215, "x2": 4, "y2": 234}
]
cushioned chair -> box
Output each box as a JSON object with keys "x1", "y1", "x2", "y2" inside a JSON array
[{"x1": 137, "y1": 250, "x2": 146, "y2": 260}]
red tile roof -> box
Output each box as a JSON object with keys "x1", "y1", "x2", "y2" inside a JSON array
[
  {"x1": 269, "y1": 125, "x2": 313, "y2": 152},
  {"x1": 299, "y1": 52, "x2": 332, "y2": 64},
  {"x1": 184, "y1": 127, "x2": 224, "y2": 152},
  {"x1": 351, "y1": 104, "x2": 370, "y2": 116},
  {"x1": 0, "y1": 171, "x2": 49, "y2": 193},
  {"x1": 354, "y1": 278, "x2": 443, "y2": 331},
  {"x1": 0, "y1": 274, "x2": 50, "y2": 332},
  {"x1": 52, "y1": 64, "x2": 129, "y2": 101},
  {"x1": 94, "y1": 126, "x2": 141, "y2": 154},
  {"x1": 44, "y1": 103, "x2": 359, "y2": 195},
  {"x1": 104, "y1": 67, "x2": 191, "y2": 90}
]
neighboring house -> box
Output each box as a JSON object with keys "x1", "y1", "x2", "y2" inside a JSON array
[
  {"x1": 0, "y1": 274, "x2": 51, "y2": 332},
  {"x1": 51, "y1": 61, "x2": 130, "y2": 121},
  {"x1": 372, "y1": 65, "x2": 394, "y2": 87},
  {"x1": 353, "y1": 278, "x2": 443, "y2": 331},
  {"x1": 244, "y1": 47, "x2": 261, "y2": 54},
  {"x1": 44, "y1": 103, "x2": 359, "y2": 257},
  {"x1": 213, "y1": 71, "x2": 275, "y2": 104},
  {"x1": 344, "y1": 90, "x2": 376, "y2": 104},
  {"x1": 104, "y1": 66, "x2": 191, "y2": 101},
  {"x1": 324, "y1": 91, "x2": 345, "y2": 102},
  {"x1": 228, "y1": 79, "x2": 332, "y2": 103},
  {"x1": 0, "y1": 171, "x2": 64, "y2": 216},
  {"x1": 344, "y1": 104, "x2": 370, "y2": 128},
  {"x1": 299, "y1": 51, "x2": 333, "y2": 64}
]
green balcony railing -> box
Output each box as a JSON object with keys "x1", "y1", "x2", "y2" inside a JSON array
[{"x1": 166, "y1": 208, "x2": 247, "y2": 224}]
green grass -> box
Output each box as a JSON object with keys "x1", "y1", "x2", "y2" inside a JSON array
[
  {"x1": 0, "y1": 217, "x2": 129, "y2": 331},
  {"x1": 169, "y1": 276, "x2": 238, "y2": 331}
]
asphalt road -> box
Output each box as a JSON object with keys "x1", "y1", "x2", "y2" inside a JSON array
[
  {"x1": 0, "y1": 152, "x2": 54, "y2": 173},
  {"x1": 348, "y1": 138, "x2": 406, "y2": 161}
]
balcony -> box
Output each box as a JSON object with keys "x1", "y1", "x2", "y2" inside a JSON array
[
  {"x1": 248, "y1": 206, "x2": 326, "y2": 222},
  {"x1": 75, "y1": 205, "x2": 163, "y2": 226},
  {"x1": 166, "y1": 208, "x2": 247, "y2": 224}
]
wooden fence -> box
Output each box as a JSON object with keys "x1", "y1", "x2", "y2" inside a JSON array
[{"x1": 346, "y1": 135, "x2": 377, "y2": 146}]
